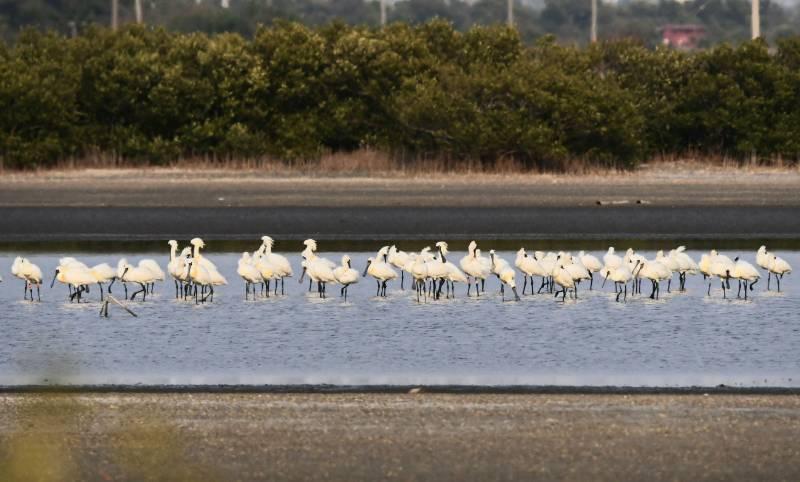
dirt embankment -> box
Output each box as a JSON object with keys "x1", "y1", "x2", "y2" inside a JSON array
[
  {"x1": 1, "y1": 166, "x2": 798, "y2": 241},
  {"x1": 1, "y1": 392, "x2": 799, "y2": 481}
]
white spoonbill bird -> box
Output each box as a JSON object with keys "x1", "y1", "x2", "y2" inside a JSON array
[
  {"x1": 238, "y1": 252, "x2": 264, "y2": 300},
  {"x1": 300, "y1": 239, "x2": 336, "y2": 294},
  {"x1": 578, "y1": 251, "x2": 603, "y2": 290},
  {"x1": 669, "y1": 246, "x2": 698, "y2": 291},
  {"x1": 732, "y1": 257, "x2": 760, "y2": 299},
  {"x1": 535, "y1": 251, "x2": 557, "y2": 294},
  {"x1": 167, "y1": 241, "x2": 193, "y2": 299},
  {"x1": 655, "y1": 250, "x2": 680, "y2": 292},
  {"x1": 460, "y1": 241, "x2": 490, "y2": 297},
  {"x1": 490, "y1": 250, "x2": 520, "y2": 301},
  {"x1": 333, "y1": 255, "x2": 359, "y2": 302},
  {"x1": 51, "y1": 263, "x2": 96, "y2": 303},
  {"x1": 560, "y1": 253, "x2": 591, "y2": 298},
  {"x1": 552, "y1": 264, "x2": 576, "y2": 302},
  {"x1": 138, "y1": 259, "x2": 164, "y2": 294},
  {"x1": 11, "y1": 257, "x2": 43, "y2": 301},
  {"x1": 89, "y1": 263, "x2": 116, "y2": 301},
  {"x1": 305, "y1": 257, "x2": 337, "y2": 298},
  {"x1": 633, "y1": 260, "x2": 671, "y2": 300},
  {"x1": 515, "y1": 248, "x2": 543, "y2": 295},
  {"x1": 605, "y1": 260, "x2": 638, "y2": 302},
  {"x1": 756, "y1": 245, "x2": 772, "y2": 287},
  {"x1": 601, "y1": 247, "x2": 623, "y2": 288},
  {"x1": 190, "y1": 238, "x2": 228, "y2": 288},
  {"x1": 116, "y1": 259, "x2": 156, "y2": 301},
  {"x1": 260, "y1": 236, "x2": 293, "y2": 295},
  {"x1": 252, "y1": 250, "x2": 276, "y2": 297},
  {"x1": 409, "y1": 251, "x2": 429, "y2": 302},
  {"x1": 436, "y1": 242, "x2": 465, "y2": 299},
  {"x1": 767, "y1": 255, "x2": 792, "y2": 292},
  {"x1": 186, "y1": 256, "x2": 216, "y2": 303},
  {"x1": 708, "y1": 252, "x2": 736, "y2": 298},
  {"x1": 388, "y1": 245, "x2": 410, "y2": 289},
  {"x1": 426, "y1": 242, "x2": 453, "y2": 300},
  {"x1": 444, "y1": 260, "x2": 468, "y2": 299},
  {"x1": 364, "y1": 246, "x2": 398, "y2": 297},
  {"x1": 299, "y1": 239, "x2": 337, "y2": 298}
]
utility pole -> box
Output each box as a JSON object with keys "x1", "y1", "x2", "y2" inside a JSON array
[
  {"x1": 751, "y1": 0, "x2": 760, "y2": 39},
  {"x1": 111, "y1": 0, "x2": 119, "y2": 30},
  {"x1": 507, "y1": 0, "x2": 514, "y2": 27},
  {"x1": 590, "y1": 0, "x2": 598, "y2": 43},
  {"x1": 134, "y1": 0, "x2": 143, "y2": 24},
  {"x1": 380, "y1": 0, "x2": 387, "y2": 26}
]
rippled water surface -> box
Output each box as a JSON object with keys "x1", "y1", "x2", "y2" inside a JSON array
[{"x1": 0, "y1": 249, "x2": 797, "y2": 387}]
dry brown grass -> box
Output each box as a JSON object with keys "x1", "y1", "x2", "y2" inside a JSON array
[{"x1": 3, "y1": 149, "x2": 798, "y2": 178}]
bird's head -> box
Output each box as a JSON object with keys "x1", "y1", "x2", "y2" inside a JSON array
[{"x1": 50, "y1": 268, "x2": 60, "y2": 288}]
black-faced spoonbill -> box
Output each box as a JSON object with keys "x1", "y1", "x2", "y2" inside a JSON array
[
  {"x1": 632, "y1": 259, "x2": 671, "y2": 300},
  {"x1": 490, "y1": 250, "x2": 520, "y2": 301},
  {"x1": 460, "y1": 241, "x2": 489, "y2": 297},
  {"x1": 333, "y1": 255, "x2": 359, "y2": 302},
  {"x1": 11, "y1": 257, "x2": 43, "y2": 301},
  {"x1": 552, "y1": 264, "x2": 576, "y2": 302},
  {"x1": 51, "y1": 263, "x2": 96, "y2": 303},
  {"x1": 237, "y1": 252, "x2": 264, "y2": 300},
  {"x1": 768, "y1": 255, "x2": 792, "y2": 292},
  {"x1": 116, "y1": 259, "x2": 156, "y2": 301},
  {"x1": 605, "y1": 260, "x2": 637, "y2": 302},
  {"x1": 190, "y1": 238, "x2": 228, "y2": 297},
  {"x1": 388, "y1": 246, "x2": 410, "y2": 290},
  {"x1": 89, "y1": 263, "x2": 116, "y2": 301},
  {"x1": 578, "y1": 251, "x2": 603, "y2": 290},
  {"x1": 669, "y1": 246, "x2": 698, "y2": 291},
  {"x1": 364, "y1": 246, "x2": 398, "y2": 297},
  {"x1": 732, "y1": 257, "x2": 760, "y2": 299},
  {"x1": 167, "y1": 240, "x2": 188, "y2": 298},
  {"x1": 260, "y1": 236, "x2": 293, "y2": 295}
]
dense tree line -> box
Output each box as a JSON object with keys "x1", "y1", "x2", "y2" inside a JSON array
[
  {"x1": 1, "y1": 23, "x2": 800, "y2": 169},
  {"x1": 2, "y1": 0, "x2": 799, "y2": 46}
]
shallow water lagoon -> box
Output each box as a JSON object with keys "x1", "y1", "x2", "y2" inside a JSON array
[{"x1": 0, "y1": 250, "x2": 797, "y2": 388}]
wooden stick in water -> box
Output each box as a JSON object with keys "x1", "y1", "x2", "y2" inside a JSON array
[{"x1": 106, "y1": 295, "x2": 138, "y2": 318}]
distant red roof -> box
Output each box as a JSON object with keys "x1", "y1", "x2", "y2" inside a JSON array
[{"x1": 661, "y1": 24, "x2": 707, "y2": 50}]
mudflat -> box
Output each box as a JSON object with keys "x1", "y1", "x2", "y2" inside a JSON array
[
  {"x1": 1, "y1": 392, "x2": 799, "y2": 481},
  {"x1": 2, "y1": 167, "x2": 799, "y2": 207},
  {"x1": 1, "y1": 167, "x2": 799, "y2": 240}
]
